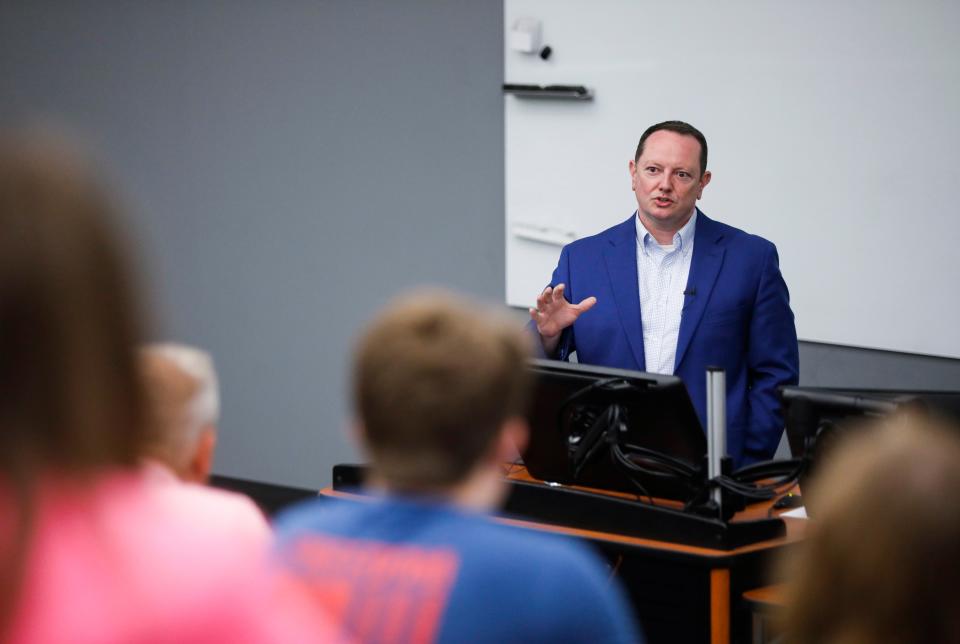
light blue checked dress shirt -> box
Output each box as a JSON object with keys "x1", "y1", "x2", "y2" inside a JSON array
[{"x1": 635, "y1": 210, "x2": 697, "y2": 375}]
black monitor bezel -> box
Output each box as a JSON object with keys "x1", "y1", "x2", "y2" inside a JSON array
[{"x1": 521, "y1": 359, "x2": 707, "y2": 501}]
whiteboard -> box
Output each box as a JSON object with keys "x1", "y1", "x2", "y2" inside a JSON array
[{"x1": 505, "y1": 0, "x2": 960, "y2": 359}]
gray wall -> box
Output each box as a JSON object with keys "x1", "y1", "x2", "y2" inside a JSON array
[
  {"x1": 0, "y1": 0, "x2": 505, "y2": 489},
  {"x1": 1, "y1": 1, "x2": 957, "y2": 488},
  {"x1": 800, "y1": 342, "x2": 960, "y2": 390}
]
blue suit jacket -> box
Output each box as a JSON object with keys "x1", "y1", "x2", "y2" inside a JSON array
[{"x1": 539, "y1": 211, "x2": 799, "y2": 467}]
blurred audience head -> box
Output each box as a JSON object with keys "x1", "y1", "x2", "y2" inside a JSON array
[
  {"x1": 352, "y1": 290, "x2": 532, "y2": 504},
  {"x1": 0, "y1": 130, "x2": 149, "y2": 636},
  {"x1": 782, "y1": 411, "x2": 960, "y2": 644},
  {"x1": 140, "y1": 343, "x2": 220, "y2": 483},
  {"x1": 0, "y1": 131, "x2": 149, "y2": 479}
]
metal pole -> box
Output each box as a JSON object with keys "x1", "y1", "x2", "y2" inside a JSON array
[{"x1": 706, "y1": 367, "x2": 726, "y2": 510}]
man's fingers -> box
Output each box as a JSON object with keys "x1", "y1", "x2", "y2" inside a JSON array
[
  {"x1": 575, "y1": 296, "x2": 598, "y2": 312},
  {"x1": 528, "y1": 307, "x2": 539, "y2": 321},
  {"x1": 553, "y1": 283, "x2": 566, "y2": 303},
  {"x1": 537, "y1": 286, "x2": 553, "y2": 309}
]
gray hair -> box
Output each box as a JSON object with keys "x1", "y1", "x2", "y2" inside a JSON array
[{"x1": 142, "y1": 342, "x2": 220, "y2": 452}]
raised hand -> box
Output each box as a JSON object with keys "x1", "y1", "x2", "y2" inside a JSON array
[{"x1": 528, "y1": 283, "x2": 597, "y2": 355}]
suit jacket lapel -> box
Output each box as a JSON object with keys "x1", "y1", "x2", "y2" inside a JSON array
[
  {"x1": 675, "y1": 211, "x2": 725, "y2": 371},
  {"x1": 603, "y1": 215, "x2": 646, "y2": 370}
]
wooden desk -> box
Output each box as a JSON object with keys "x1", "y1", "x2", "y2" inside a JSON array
[
  {"x1": 323, "y1": 467, "x2": 805, "y2": 644},
  {"x1": 742, "y1": 585, "x2": 787, "y2": 644},
  {"x1": 497, "y1": 467, "x2": 805, "y2": 644}
]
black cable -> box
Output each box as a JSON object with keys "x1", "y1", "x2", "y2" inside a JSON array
[
  {"x1": 610, "y1": 448, "x2": 656, "y2": 506},
  {"x1": 571, "y1": 405, "x2": 619, "y2": 478},
  {"x1": 702, "y1": 472, "x2": 800, "y2": 502},
  {"x1": 612, "y1": 444, "x2": 695, "y2": 480},
  {"x1": 556, "y1": 376, "x2": 808, "y2": 514},
  {"x1": 684, "y1": 455, "x2": 805, "y2": 512},
  {"x1": 557, "y1": 376, "x2": 708, "y2": 507},
  {"x1": 557, "y1": 377, "x2": 637, "y2": 433},
  {"x1": 731, "y1": 458, "x2": 804, "y2": 481},
  {"x1": 712, "y1": 477, "x2": 779, "y2": 500},
  {"x1": 620, "y1": 444, "x2": 700, "y2": 478}
]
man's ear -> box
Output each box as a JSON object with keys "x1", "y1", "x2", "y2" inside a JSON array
[
  {"x1": 185, "y1": 426, "x2": 217, "y2": 484},
  {"x1": 698, "y1": 170, "x2": 712, "y2": 198}
]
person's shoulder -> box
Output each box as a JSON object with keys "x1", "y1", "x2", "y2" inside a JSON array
[
  {"x1": 700, "y1": 212, "x2": 776, "y2": 253},
  {"x1": 127, "y1": 466, "x2": 271, "y2": 547},
  {"x1": 454, "y1": 512, "x2": 607, "y2": 570},
  {"x1": 508, "y1": 527, "x2": 608, "y2": 575},
  {"x1": 15, "y1": 471, "x2": 326, "y2": 644},
  {"x1": 273, "y1": 494, "x2": 356, "y2": 537},
  {"x1": 454, "y1": 520, "x2": 641, "y2": 641},
  {"x1": 564, "y1": 213, "x2": 635, "y2": 254},
  {"x1": 163, "y1": 481, "x2": 268, "y2": 533}
]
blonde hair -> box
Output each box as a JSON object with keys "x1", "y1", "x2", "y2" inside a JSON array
[{"x1": 782, "y1": 411, "x2": 960, "y2": 644}]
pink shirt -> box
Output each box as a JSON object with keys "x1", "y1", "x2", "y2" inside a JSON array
[{"x1": 4, "y1": 466, "x2": 341, "y2": 644}]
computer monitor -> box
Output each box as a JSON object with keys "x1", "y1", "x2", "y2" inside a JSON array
[
  {"x1": 521, "y1": 359, "x2": 706, "y2": 501},
  {"x1": 782, "y1": 387, "x2": 895, "y2": 461},
  {"x1": 783, "y1": 386, "x2": 960, "y2": 459},
  {"x1": 781, "y1": 386, "x2": 960, "y2": 515}
]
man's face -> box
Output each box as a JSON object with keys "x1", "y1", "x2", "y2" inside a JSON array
[{"x1": 629, "y1": 130, "x2": 711, "y2": 234}]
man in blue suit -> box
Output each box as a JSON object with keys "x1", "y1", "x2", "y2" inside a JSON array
[{"x1": 530, "y1": 121, "x2": 799, "y2": 466}]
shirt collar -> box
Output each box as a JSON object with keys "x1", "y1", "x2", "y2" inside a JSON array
[{"x1": 636, "y1": 209, "x2": 698, "y2": 255}]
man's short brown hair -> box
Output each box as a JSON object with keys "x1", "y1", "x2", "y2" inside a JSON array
[
  {"x1": 634, "y1": 120, "x2": 708, "y2": 175},
  {"x1": 352, "y1": 291, "x2": 532, "y2": 491}
]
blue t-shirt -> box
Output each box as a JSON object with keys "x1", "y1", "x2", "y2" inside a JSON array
[{"x1": 274, "y1": 494, "x2": 642, "y2": 643}]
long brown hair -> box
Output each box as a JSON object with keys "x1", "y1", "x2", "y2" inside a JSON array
[
  {"x1": 781, "y1": 412, "x2": 960, "y2": 644},
  {"x1": 0, "y1": 132, "x2": 151, "y2": 634}
]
